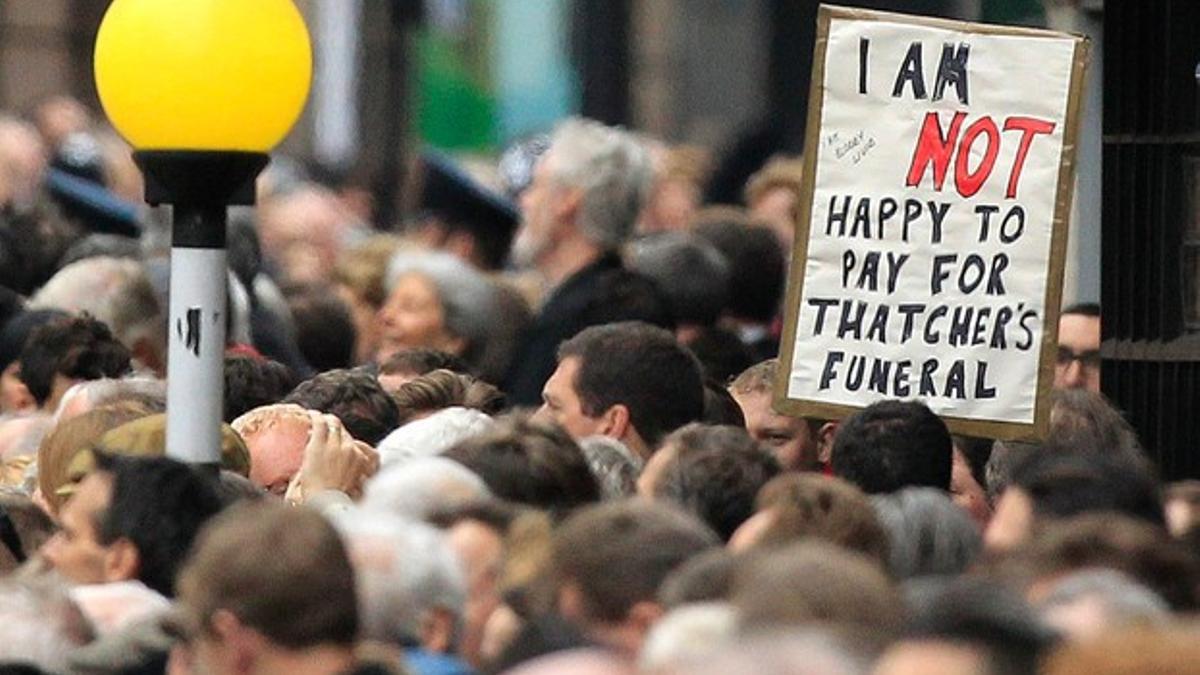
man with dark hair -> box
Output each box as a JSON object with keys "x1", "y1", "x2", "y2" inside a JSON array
[
  {"x1": 442, "y1": 416, "x2": 599, "y2": 517},
  {"x1": 952, "y1": 435, "x2": 994, "y2": 528},
  {"x1": 986, "y1": 388, "x2": 1147, "y2": 502},
  {"x1": 626, "y1": 232, "x2": 730, "y2": 341},
  {"x1": 644, "y1": 423, "x2": 781, "y2": 541},
  {"x1": 172, "y1": 501, "x2": 365, "y2": 675},
  {"x1": 285, "y1": 285, "x2": 358, "y2": 372},
  {"x1": 1055, "y1": 302, "x2": 1100, "y2": 392},
  {"x1": 984, "y1": 451, "x2": 1163, "y2": 552},
  {"x1": 223, "y1": 354, "x2": 297, "y2": 422},
  {"x1": 40, "y1": 453, "x2": 224, "y2": 597},
  {"x1": 18, "y1": 314, "x2": 131, "y2": 411},
  {"x1": 538, "y1": 321, "x2": 704, "y2": 459},
  {"x1": 551, "y1": 500, "x2": 719, "y2": 656},
  {"x1": 376, "y1": 347, "x2": 470, "y2": 393},
  {"x1": 701, "y1": 380, "x2": 745, "y2": 427},
  {"x1": 876, "y1": 578, "x2": 1058, "y2": 675},
  {"x1": 831, "y1": 399, "x2": 953, "y2": 494},
  {"x1": 0, "y1": 308, "x2": 68, "y2": 413},
  {"x1": 284, "y1": 368, "x2": 400, "y2": 445},
  {"x1": 693, "y1": 214, "x2": 786, "y2": 362}
]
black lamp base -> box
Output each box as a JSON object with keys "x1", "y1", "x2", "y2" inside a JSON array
[{"x1": 134, "y1": 150, "x2": 269, "y2": 207}]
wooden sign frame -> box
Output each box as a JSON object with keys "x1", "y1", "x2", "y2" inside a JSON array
[{"x1": 773, "y1": 4, "x2": 1091, "y2": 441}]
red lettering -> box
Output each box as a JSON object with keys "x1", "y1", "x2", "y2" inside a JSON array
[
  {"x1": 954, "y1": 116, "x2": 1000, "y2": 198},
  {"x1": 905, "y1": 111, "x2": 966, "y2": 192},
  {"x1": 1002, "y1": 116, "x2": 1056, "y2": 198}
]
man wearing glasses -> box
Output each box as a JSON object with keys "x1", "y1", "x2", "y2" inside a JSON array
[{"x1": 1054, "y1": 303, "x2": 1101, "y2": 392}]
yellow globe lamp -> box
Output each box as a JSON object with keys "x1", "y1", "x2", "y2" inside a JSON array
[
  {"x1": 95, "y1": 0, "x2": 311, "y2": 153},
  {"x1": 92, "y1": 0, "x2": 313, "y2": 466}
]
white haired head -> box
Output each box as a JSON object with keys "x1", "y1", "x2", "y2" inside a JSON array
[
  {"x1": 640, "y1": 602, "x2": 737, "y2": 672},
  {"x1": 376, "y1": 406, "x2": 495, "y2": 468},
  {"x1": 332, "y1": 510, "x2": 467, "y2": 647},
  {"x1": 362, "y1": 456, "x2": 491, "y2": 521},
  {"x1": 30, "y1": 256, "x2": 164, "y2": 370},
  {"x1": 545, "y1": 118, "x2": 653, "y2": 248},
  {"x1": 385, "y1": 250, "x2": 499, "y2": 363},
  {"x1": 0, "y1": 579, "x2": 92, "y2": 673}
]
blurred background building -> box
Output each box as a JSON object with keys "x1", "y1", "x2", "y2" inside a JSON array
[{"x1": 0, "y1": 1, "x2": 1097, "y2": 296}]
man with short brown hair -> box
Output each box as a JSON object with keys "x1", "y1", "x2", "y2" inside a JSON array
[
  {"x1": 551, "y1": 500, "x2": 718, "y2": 657},
  {"x1": 728, "y1": 359, "x2": 829, "y2": 471},
  {"x1": 172, "y1": 501, "x2": 366, "y2": 675}
]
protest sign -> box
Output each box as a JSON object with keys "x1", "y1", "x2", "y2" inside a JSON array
[{"x1": 774, "y1": 5, "x2": 1090, "y2": 440}]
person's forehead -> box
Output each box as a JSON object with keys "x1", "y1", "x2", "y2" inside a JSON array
[
  {"x1": 734, "y1": 389, "x2": 802, "y2": 426},
  {"x1": 875, "y1": 640, "x2": 986, "y2": 675},
  {"x1": 246, "y1": 418, "x2": 310, "y2": 450},
  {"x1": 1058, "y1": 313, "x2": 1100, "y2": 348},
  {"x1": 548, "y1": 357, "x2": 583, "y2": 392},
  {"x1": 390, "y1": 272, "x2": 440, "y2": 303},
  {"x1": 448, "y1": 520, "x2": 504, "y2": 562}
]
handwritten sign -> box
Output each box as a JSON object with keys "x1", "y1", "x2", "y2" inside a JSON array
[{"x1": 775, "y1": 5, "x2": 1090, "y2": 440}]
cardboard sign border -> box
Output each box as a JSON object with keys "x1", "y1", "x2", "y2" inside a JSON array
[{"x1": 773, "y1": 4, "x2": 1092, "y2": 442}]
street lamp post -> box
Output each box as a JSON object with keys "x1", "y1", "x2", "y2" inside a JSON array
[{"x1": 94, "y1": 0, "x2": 312, "y2": 464}]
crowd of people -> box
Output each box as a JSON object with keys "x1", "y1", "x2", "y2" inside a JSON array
[{"x1": 0, "y1": 96, "x2": 1196, "y2": 675}]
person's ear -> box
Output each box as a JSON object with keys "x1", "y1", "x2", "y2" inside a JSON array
[
  {"x1": 7, "y1": 382, "x2": 35, "y2": 412},
  {"x1": 557, "y1": 580, "x2": 587, "y2": 622},
  {"x1": 818, "y1": 421, "x2": 839, "y2": 466},
  {"x1": 420, "y1": 607, "x2": 458, "y2": 654},
  {"x1": 103, "y1": 537, "x2": 141, "y2": 583},
  {"x1": 625, "y1": 600, "x2": 664, "y2": 638},
  {"x1": 442, "y1": 230, "x2": 480, "y2": 267},
  {"x1": 210, "y1": 609, "x2": 261, "y2": 675},
  {"x1": 598, "y1": 404, "x2": 631, "y2": 440},
  {"x1": 554, "y1": 187, "x2": 584, "y2": 229}
]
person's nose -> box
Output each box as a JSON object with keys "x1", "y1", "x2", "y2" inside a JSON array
[{"x1": 1062, "y1": 359, "x2": 1086, "y2": 388}]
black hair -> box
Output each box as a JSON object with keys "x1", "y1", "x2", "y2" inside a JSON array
[
  {"x1": 285, "y1": 285, "x2": 357, "y2": 372},
  {"x1": 1061, "y1": 302, "x2": 1100, "y2": 317},
  {"x1": 701, "y1": 379, "x2": 746, "y2": 427},
  {"x1": 1008, "y1": 450, "x2": 1164, "y2": 527},
  {"x1": 583, "y1": 270, "x2": 675, "y2": 331},
  {"x1": 283, "y1": 368, "x2": 400, "y2": 445},
  {"x1": 627, "y1": 233, "x2": 730, "y2": 327},
  {"x1": 557, "y1": 322, "x2": 704, "y2": 448},
  {"x1": 953, "y1": 434, "x2": 993, "y2": 490},
  {"x1": 904, "y1": 577, "x2": 1058, "y2": 675},
  {"x1": 223, "y1": 354, "x2": 298, "y2": 423},
  {"x1": 18, "y1": 314, "x2": 131, "y2": 406},
  {"x1": 94, "y1": 453, "x2": 224, "y2": 597},
  {"x1": 693, "y1": 219, "x2": 786, "y2": 323},
  {"x1": 831, "y1": 400, "x2": 952, "y2": 494},
  {"x1": 685, "y1": 326, "x2": 755, "y2": 385}
]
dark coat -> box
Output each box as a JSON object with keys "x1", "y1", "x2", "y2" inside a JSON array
[{"x1": 503, "y1": 252, "x2": 672, "y2": 406}]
